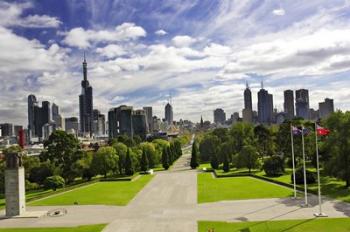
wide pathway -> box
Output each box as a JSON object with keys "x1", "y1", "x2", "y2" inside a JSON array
[{"x1": 0, "y1": 144, "x2": 350, "y2": 231}]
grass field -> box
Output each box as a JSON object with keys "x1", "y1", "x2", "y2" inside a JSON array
[
  {"x1": 30, "y1": 175, "x2": 153, "y2": 206},
  {"x1": 198, "y1": 218, "x2": 350, "y2": 232},
  {"x1": 0, "y1": 224, "x2": 106, "y2": 232},
  {"x1": 197, "y1": 173, "x2": 293, "y2": 203}
]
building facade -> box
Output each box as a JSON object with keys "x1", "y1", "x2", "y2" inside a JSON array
[
  {"x1": 143, "y1": 106, "x2": 153, "y2": 133},
  {"x1": 214, "y1": 108, "x2": 226, "y2": 124},
  {"x1": 132, "y1": 109, "x2": 148, "y2": 139},
  {"x1": 257, "y1": 88, "x2": 273, "y2": 124},
  {"x1": 295, "y1": 89, "x2": 310, "y2": 119},
  {"x1": 165, "y1": 103, "x2": 173, "y2": 125},
  {"x1": 319, "y1": 98, "x2": 334, "y2": 119},
  {"x1": 284, "y1": 90, "x2": 294, "y2": 120}
]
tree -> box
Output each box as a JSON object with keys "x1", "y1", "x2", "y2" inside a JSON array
[
  {"x1": 29, "y1": 161, "x2": 53, "y2": 185},
  {"x1": 125, "y1": 149, "x2": 134, "y2": 176},
  {"x1": 43, "y1": 175, "x2": 65, "y2": 191},
  {"x1": 254, "y1": 125, "x2": 274, "y2": 157},
  {"x1": 190, "y1": 141, "x2": 199, "y2": 169},
  {"x1": 141, "y1": 142, "x2": 157, "y2": 168},
  {"x1": 292, "y1": 168, "x2": 316, "y2": 184},
  {"x1": 324, "y1": 111, "x2": 350, "y2": 187},
  {"x1": 174, "y1": 139, "x2": 183, "y2": 158},
  {"x1": 92, "y1": 146, "x2": 119, "y2": 178},
  {"x1": 40, "y1": 130, "x2": 82, "y2": 183},
  {"x1": 222, "y1": 152, "x2": 230, "y2": 172},
  {"x1": 140, "y1": 148, "x2": 149, "y2": 173},
  {"x1": 237, "y1": 145, "x2": 259, "y2": 173},
  {"x1": 210, "y1": 153, "x2": 219, "y2": 170},
  {"x1": 230, "y1": 123, "x2": 255, "y2": 154},
  {"x1": 263, "y1": 155, "x2": 284, "y2": 177},
  {"x1": 113, "y1": 142, "x2": 128, "y2": 175},
  {"x1": 199, "y1": 135, "x2": 220, "y2": 162},
  {"x1": 162, "y1": 146, "x2": 170, "y2": 170}
]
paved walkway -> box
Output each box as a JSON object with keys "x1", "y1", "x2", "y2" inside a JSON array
[{"x1": 0, "y1": 143, "x2": 349, "y2": 231}]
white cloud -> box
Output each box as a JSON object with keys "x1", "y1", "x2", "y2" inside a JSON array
[
  {"x1": 155, "y1": 29, "x2": 167, "y2": 36},
  {"x1": 272, "y1": 8, "x2": 285, "y2": 16},
  {"x1": 63, "y1": 22, "x2": 146, "y2": 48},
  {"x1": 172, "y1": 35, "x2": 197, "y2": 47},
  {"x1": 96, "y1": 44, "x2": 126, "y2": 58},
  {"x1": 0, "y1": 2, "x2": 61, "y2": 28}
]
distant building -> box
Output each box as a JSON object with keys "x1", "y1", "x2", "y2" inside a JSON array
[
  {"x1": 214, "y1": 108, "x2": 226, "y2": 124},
  {"x1": 319, "y1": 98, "x2": 334, "y2": 119},
  {"x1": 0, "y1": 123, "x2": 14, "y2": 137},
  {"x1": 257, "y1": 84, "x2": 273, "y2": 124},
  {"x1": 79, "y1": 54, "x2": 93, "y2": 136},
  {"x1": 165, "y1": 103, "x2": 173, "y2": 125},
  {"x1": 295, "y1": 89, "x2": 310, "y2": 119},
  {"x1": 52, "y1": 103, "x2": 64, "y2": 130},
  {"x1": 132, "y1": 109, "x2": 148, "y2": 139},
  {"x1": 309, "y1": 108, "x2": 319, "y2": 121},
  {"x1": 242, "y1": 108, "x2": 253, "y2": 123},
  {"x1": 93, "y1": 109, "x2": 106, "y2": 136},
  {"x1": 284, "y1": 90, "x2": 294, "y2": 120},
  {"x1": 14, "y1": 125, "x2": 23, "y2": 137},
  {"x1": 108, "y1": 105, "x2": 133, "y2": 138},
  {"x1": 28, "y1": 95, "x2": 37, "y2": 140},
  {"x1": 34, "y1": 100, "x2": 51, "y2": 139},
  {"x1": 143, "y1": 106, "x2": 153, "y2": 132},
  {"x1": 276, "y1": 112, "x2": 286, "y2": 125},
  {"x1": 65, "y1": 117, "x2": 79, "y2": 135},
  {"x1": 243, "y1": 83, "x2": 253, "y2": 123}
]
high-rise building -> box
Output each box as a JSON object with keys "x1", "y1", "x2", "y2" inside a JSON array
[
  {"x1": 295, "y1": 89, "x2": 310, "y2": 119},
  {"x1": 65, "y1": 117, "x2": 79, "y2": 135},
  {"x1": 257, "y1": 85, "x2": 273, "y2": 124},
  {"x1": 27, "y1": 95, "x2": 37, "y2": 140},
  {"x1": 108, "y1": 105, "x2": 133, "y2": 138},
  {"x1": 284, "y1": 90, "x2": 294, "y2": 120},
  {"x1": 319, "y1": 98, "x2": 334, "y2": 119},
  {"x1": 244, "y1": 82, "x2": 252, "y2": 110},
  {"x1": 93, "y1": 109, "x2": 106, "y2": 136},
  {"x1": 214, "y1": 108, "x2": 226, "y2": 124},
  {"x1": 79, "y1": 54, "x2": 93, "y2": 136},
  {"x1": 34, "y1": 101, "x2": 51, "y2": 139},
  {"x1": 242, "y1": 108, "x2": 253, "y2": 123},
  {"x1": 143, "y1": 106, "x2": 153, "y2": 133},
  {"x1": 52, "y1": 103, "x2": 64, "y2": 130},
  {"x1": 165, "y1": 103, "x2": 173, "y2": 125},
  {"x1": 132, "y1": 109, "x2": 148, "y2": 139},
  {"x1": 309, "y1": 108, "x2": 319, "y2": 121},
  {"x1": 14, "y1": 125, "x2": 23, "y2": 137},
  {"x1": 0, "y1": 123, "x2": 14, "y2": 137}
]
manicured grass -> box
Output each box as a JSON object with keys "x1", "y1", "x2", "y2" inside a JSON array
[
  {"x1": 198, "y1": 218, "x2": 350, "y2": 232},
  {"x1": 30, "y1": 175, "x2": 153, "y2": 206},
  {"x1": 198, "y1": 173, "x2": 292, "y2": 203},
  {"x1": 0, "y1": 224, "x2": 106, "y2": 232}
]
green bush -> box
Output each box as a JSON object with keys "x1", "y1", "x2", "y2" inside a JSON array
[
  {"x1": 25, "y1": 180, "x2": 40, "y2": 191},
  {"x1": 291, "y1": 168, "x2": 316, "y2": 184},
  {"x1": 263, "y1": 155, "x2": 284, "y2": 177},
  {"x1": 43, "y1": 175, "x2": 65, "y2": 191}
]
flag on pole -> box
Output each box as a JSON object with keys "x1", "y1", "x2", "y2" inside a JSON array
[
  {"x1": 292, "y1": 126, "x2": 302, "y2": 135},
  {"x1": 316, "y1": 125, "x2": 330, "y2": 136}
]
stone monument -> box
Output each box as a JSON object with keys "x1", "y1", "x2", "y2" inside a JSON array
[{"x1": 5, "y1": 152, "x2": 25, "y2": 217}]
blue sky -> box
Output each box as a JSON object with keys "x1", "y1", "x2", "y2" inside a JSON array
[{"x1": 1, "y1": 0, "x2": 350, "y2": 126}]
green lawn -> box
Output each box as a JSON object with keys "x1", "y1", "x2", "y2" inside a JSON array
[
  {"x1": 198, "y1": 218, "x2": 350, "y2": 232},
  {"x1": 198, "y1": 173, "x2": 293, "y2": 203},
  {"x1": 30, "y1": 175, "x2": 153, "y2": 206},
  {"x1": 0, "y1": 224, "x2": 106, "y2": 232}
]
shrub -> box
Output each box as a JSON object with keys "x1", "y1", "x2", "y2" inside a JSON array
[
  {"x1": 263, "y1": 155, "x2": 284, "y2": 177},
  {"x1": 43, "y1": 175, "x2": 65, "y2": 191},
  {"x1": 25, "y1": 180, "x2": 39, "y2": 191},
  {"x1": 291, "y1": 168, "x2": 316, "y2": 184}
]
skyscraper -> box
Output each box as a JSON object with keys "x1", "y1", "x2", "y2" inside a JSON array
[
  {"x1": 52, "y1": 103, "x2": 64, "y2": 130},
  {"x1": 165, "y1": 103, "x2": 173, "y2": 125},
  {"x1": 214, "y1": 108, "x2": 226, "y2": 124},
  {"x1": 108, "y1": 105, "x2": 133, "y2": 138},
  {"x1": 27, "y1": 95, "x2": 37, "y2": 140},
  {"x1": 319, "y1": 98, "x2": 334, "y2": 119},
  {"x1": 93, "y1": 109, "x2": 106, "y2": 136},
  {"x1": 33, "y1": 100, "x2": 51, "y2": 139},
  {"x1": 65, "y1": 117, "x2": 79, "y2": 135},
  {"x1": 79, "y1": 54, "x2": 93, "y2": 136},
  {"x1": 295, "y1": 89, "x2": 309, "y2": 119},
  {"x1": 132, "y1": 109, "x2": 148, "y2": 139},
  {"x1": 243, "y1": 82, "x2": 253, "y2": 123},
  {"x1": 143, "y1": 106, "x2": 153, "y2": 133},
  {"x1": 284, "y1": 90, "x2": 294, "y2": 120},
  {"x1": 257, "y1": 84, "x2": 273, "y2": 124}
]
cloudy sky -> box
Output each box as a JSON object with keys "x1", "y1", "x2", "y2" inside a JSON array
[{"x1": 1, "y1": 0, "x2": 350, "y2": 126}]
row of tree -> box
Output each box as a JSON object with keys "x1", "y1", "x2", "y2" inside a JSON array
[{"x1": 191, "y1": 111, "x2": 350, "y2": 187}]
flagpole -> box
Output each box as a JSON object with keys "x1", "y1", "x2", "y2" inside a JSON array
[
  {"x1": 314, "y1": 122, "x2": 327, "y2": 217},
  {"x1": 290, "y1": 125, "x2": 297, "y2": 199},
  {"x1": 301, "y1": 126, "x2": 309, "y2": 207}
]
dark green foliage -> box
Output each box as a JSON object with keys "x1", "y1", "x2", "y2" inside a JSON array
[
  {"x1": 91, "y1": 146, "x2": 119, "y2": 178},
  {"x1": 190, "y1": 141, "x2": 199, "y2": 169},
  {"x1": 210, "y1": 154, "x2": 219, "y2": 170},
  {"x1": 43, "y1": 175, "x2": 65, "y2": 191},
  {"x1": 29, "y1": 162, "x2": 53, "y2": 184},
  {"x1": 292, "y1": 168, "x2": 316, "y2": 184},
  {"x1": 222, "y1": 152, "x2": 230, "y2": 172},
  {"x1": 140, "y1": 148, "x2": 149, "y2": 173},
  {"x1": 237, "y1": 145, "x2": 259, "y2": 173},
  {"x1": 174, "y1": 140, "x2": 183, "y2": 158},
  {"x1": 263, "y1": 155, "x2": 284, "y2": 177},
  {"x1": 125, "y1": 149, "x2": 134, "y2": 176},
  {"x1": 40, "y1": 130, "x2": 82, "y2": 183},
  {"x1": 199, "y1": 135, "x2": 220, "y2": 162},
  {"x1": 254, "y1": 125, "x2": 274, "y2": 157},
  {"x1": 162, "y1": 146, "x2": 170, "y2": 170}
]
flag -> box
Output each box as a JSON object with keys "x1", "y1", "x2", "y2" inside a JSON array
[
  {"x1": 292, "y1": 126, "x2": 302, "y2": 135},
  {"x1": 302, "y1": 128, "x2": 311, "y2": 136},
  {"x1": 316, "y1": 125, "x2": 330, "y2": 136}
]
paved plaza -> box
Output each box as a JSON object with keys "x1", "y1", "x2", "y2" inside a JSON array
[{"x1": 0, "y1": 149, "x2": 349, "y2": 231}]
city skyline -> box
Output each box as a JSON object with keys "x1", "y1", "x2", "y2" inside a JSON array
[{"x1": 1, "y1": 1, "x2": 350, "y2": 126}]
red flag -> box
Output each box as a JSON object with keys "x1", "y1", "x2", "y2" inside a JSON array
[{"x1": 316, "y1": 125, "x2": 330, "y2": 136}]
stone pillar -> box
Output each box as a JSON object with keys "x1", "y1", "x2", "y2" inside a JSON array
[{"x1": 5, "y1": 153, "x2": 26, "y2": 217}]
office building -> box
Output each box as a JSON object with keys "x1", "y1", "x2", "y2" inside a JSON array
[
  {"x1": 27, "y1": 95, "x2": 37, "y2": 140},
  {"x1": 52, "y1": 103, "x2": 64, "y2": 130},
  {"x1": 93, "y1": 109, "x2": 106, "y2": 136},
  {"x1": 108, "y1": 105, "x2": 133, "y2": 138},
  {"x1": 257, "y1": 84, "x2": 273, "y2": 124},
  {"x1": 132, "y1": 109, "x2": 148, "y2": 139},
  {"x1": 14, "y1": 125, "x2": 23, "y2": 137},
  {"x1": 79, "y1": 54, "x2": 93, "y2": 136},
  {"x1": 284, "y1": 90, "x2": 294, "y2": 120},
  {"x1": 165, "y1": 103, "x2": 173, "y2": 125},
  {"x1": 214, "y1": 108, "x2": 226, "y2": 124},
  {"x1": 65, "y1": 117, "x2": 79, "y2": 135},
  {"x1": 319, "y1": 98, "x2": 334, "y2": 119},
  {"x1": 243, "y1": 83, "x2": 253, "y2": 123},
  {"x1": 295, "y1": 89, "x2": 310, "y2": 119},
  {"x1": 143, "y1": 106, "x2": 153, "y2": 132},
  {"x1": 0, "y1": 123, "x2": 14, "y2": 137}
]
